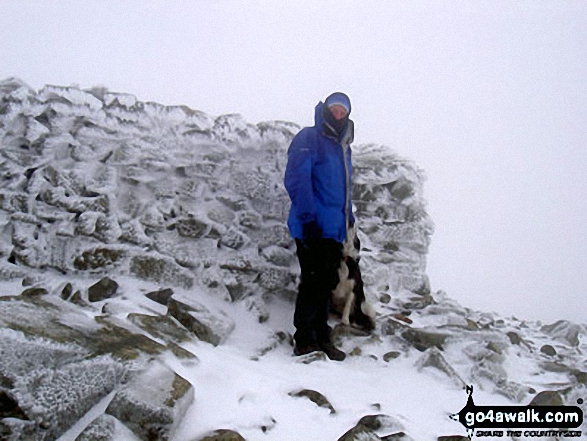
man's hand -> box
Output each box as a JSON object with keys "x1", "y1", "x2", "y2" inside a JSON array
[{"x1": 302, "y1": 220, "x2": 322, "y2": 241}]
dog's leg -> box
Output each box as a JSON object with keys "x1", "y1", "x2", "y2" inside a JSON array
[
  {"x1": 361, "y1": 301, "x2": 376, "y2": 328},
  {"x1": 341, "y1": 281, "x2": 355, "y2": 326}
]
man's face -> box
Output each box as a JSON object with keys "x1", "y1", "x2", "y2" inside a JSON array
[{"x1": 328, "y1": 105, "x2": 348, "y2": 121}]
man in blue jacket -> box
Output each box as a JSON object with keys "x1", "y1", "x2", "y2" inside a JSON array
[{"x1": 284, "y1": 92, "x2": 355, "y2": 361}]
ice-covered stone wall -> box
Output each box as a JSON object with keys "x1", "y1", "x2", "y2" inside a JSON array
[{"x1": 0, "y1": 77, "x2": 433, "y2": 309}]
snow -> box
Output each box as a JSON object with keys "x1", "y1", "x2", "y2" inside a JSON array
[{"x1": 163, "y1": 299, "x2": 511, "y2": 441}]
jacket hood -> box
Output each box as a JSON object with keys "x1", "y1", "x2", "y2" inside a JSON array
[
  {"x1": 314, "y1": 101, "x2": 353, "y2": 141},
  {"x1": 314, "y1": 101, "x2": 326, "y2": 127}
]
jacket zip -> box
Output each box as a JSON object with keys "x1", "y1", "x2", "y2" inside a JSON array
[
  {"x1": 323, "y1": 119, "x2": 353, "y2": 241},
  {"x1": 340, "y1": 123, "x2": 353, "y2": 234}
]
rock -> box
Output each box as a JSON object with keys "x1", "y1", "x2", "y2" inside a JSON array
[
  {"x1": 20, "y1": 286, "x2": 48, "y2": 297},
  {"x1": 91, "y1": 316, "x2": 171, "y2": 361},
  {"x1": 243, "y1": 295, "x2": 270, "y2": 323},
  {"x1": 379, "y1": 293, "x2": 392, "y2": 304},
  {"x1": 540, "y1": 320, "x2": 582, "y2": 347},
  {"x1": 539, "y1": 361, "x2": 573, "y2": 373},
  {"x1": 219, "y1": 227, "x2": 247, "y2": 249},
  {"x1": 194, "y1": 429, "x2": 246, "y2": 441},
  {"x1": 61, "y1": 282, "x2": 74, "y2": 300},
  {"x1": 383, "y1": 351, "x2": 401, "y2": 362},
  {"x1": 381, "y1": 318, "x2": 409, "y2": 336},
  {"x1": 88, "y1": 277, "x2": 119, "y2": 302},
  {"x1": 74, "y1": 247, "x2": 126, "y2": 271},
  {"x1": 403, "y1": 293, "x2": 435, "y2": 310},
  {"x1": 105, "y1": 361, "x2": 194, "y2": 441},
  {"x1": 540, "y1": 344, "x2": 557, "y2": 356},
  {"x1": 145, "y1": 287, "x2": 175, "y2": 306},
  {"x1": 357, "y1": 414, "x2": 404, "y2": 434},
  {"x1": 486, "y1": 341, "x2": 503, "y2": 354},
  {"x1": 130, "y1": 254, "x2": 195, "y2": 289},
  {"x1": 258, "y1": 266, "x2": 294, "y2": 292},
  {"x1": 506, "y1": 331, "x2": 522, "y2": 345},
  {"x1": 75, "y1": 414, "x2": 116, "y2": 441},
  {"x1": 0, "y1": 418, "x2": 37, "y2": 441},
  {"x1": 463, "y1": 343, "x2": 505, "y2": 365},
  {"x1": 528, "y1": 390, "x2": 564, "y2": 406},
  {"x1": 175, "y1": 216, "x2": 209, "y2": 238},
  {"x1": 381, "y1": 433, "x2": 412, "y2": 440},
  {"x1": 495, "y1": 381, "x2": 528, "y2": 402},
  {"x1": 260, "y1": 245, "x2": 292, "y2": 267},
  {"x1": 256, "y1": 331, "x2": 291, "y2": 357},
  {"x1": 393, "y1": 313, "x2": 413, "y2": 325},
  {"x1": 401, "y1": 328, "x2": 448, "y2": 351},
  {"x1": 289, "y1": 389, "x2": 336, "y2": 414},
  {"x1": 294, "y1": 351, "x2": 328, "y2": 364},
  {"x1": 167, "y1": 294, "x2": 235, "y2": 346},
  {"x1": 70, "y1": 290, "x2": 86, "y2": 306},
  {"x1": 417, "y1": 347, "x2": 465, "y2": 387},
  {"x1": 338, "y1": 424, "x2": 382, "y2": 440},
  {"x1": 0, "y1": 293, "x2": 199, "y2": 441},
  {"x1": 5, "y1": 351, "x2": 126, "y2": 440},
  {"x1": 127, "y1": 313, "x2": 193, "y2": 345},
  {"x1": 0, "y1": 390, "x2": 27, "y2": 420},
  {"x1": 572, "y1": 370, "x2": 587, "y2": 384}
]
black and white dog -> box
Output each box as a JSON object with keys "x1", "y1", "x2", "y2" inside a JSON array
[{"x1": 331, "y1": 225, "x2": 376, "y2": 331}]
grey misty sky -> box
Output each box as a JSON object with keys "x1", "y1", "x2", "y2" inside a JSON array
[{"x1": 1, "y1": 0, "x2": 586, "y2": 323}]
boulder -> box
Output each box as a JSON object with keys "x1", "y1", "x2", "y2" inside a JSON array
[
  {"x1": 106, "y1": 361, "x2": 194, "y2": 441},
  {"x1": 540, "y1": 344, "x2": 557, "y2": 357},
  {"x1": 528, "y1": 390, "x2": 563, "y2": 407},
  {"x1": 383, "y1": 351, "x2": 401, "y2": 362},
  {"x1": 416, "y1": 347, "x2": 466, "y2": 387},
  {"x1": 356, "y1": 414, "x2": 404, "y2": 434},
  {"x1": 167, "y1": 294, "x2": 235, "y2": 346},
  {"x1": 289, "y1": 389, "x2": 336, "y2": 414},
  {"x1": 540, "y1": 320, "x2": 582, "y2": 347},
  {"x1": 146, "y1": 287, "x2": 175, "y2": 306},
  {"x1": 130, "y1": 254, "x2": 195, "y2": 289},
  {"x1": 88, "y1": 277, "x2": 119, "y2": 302},
  {"x1": 401, "y1": 328, "x2": 448, "y2": 351},
  {"x1": 0, "y1": 330, "x2": 126, "y2": 441},
  {"x1": 338, "y1": 424, "x2": 382, "y2": 441}
]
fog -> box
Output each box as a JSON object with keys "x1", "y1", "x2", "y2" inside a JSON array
[{"x1": 1, "y1": 0, "x2": 586, "y2": 324}]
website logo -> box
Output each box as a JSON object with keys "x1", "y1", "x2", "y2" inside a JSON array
[{"x1": 450, "y1": 385, "x2": 583, "y2": 439}]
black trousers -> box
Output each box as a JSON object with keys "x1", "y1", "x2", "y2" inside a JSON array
[{"x1": 293, "y1": 238, "x2": 343, "y2": 346}]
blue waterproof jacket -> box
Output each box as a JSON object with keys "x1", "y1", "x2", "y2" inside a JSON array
[{"x1": 284, "y1": 101, "x2": 355, "y2": 243}]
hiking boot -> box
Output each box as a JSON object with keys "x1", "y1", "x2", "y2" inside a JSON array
[
  {"x1": 293, "y1": 343, "x2": 320, "y2": 356},
  {"x1": 318, "y1": 341, "x2": 346, "y2": 361}
]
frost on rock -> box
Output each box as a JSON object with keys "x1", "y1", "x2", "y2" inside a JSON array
[
  {"x1": 105, "y1": 360, "x2": 194, "y2": 441},
  {"x1": 0, "y1": 327, "x2": 127, "y2": 441},
  {"x1": 75, "y1": 414, "x2": 117, "y2": 441},
  {"x1": 0, "y1": 328, "x2": 89, "y2": 381},
  {"x1": 13, "y1": 356, "x2": 127, "y2": 440}
]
